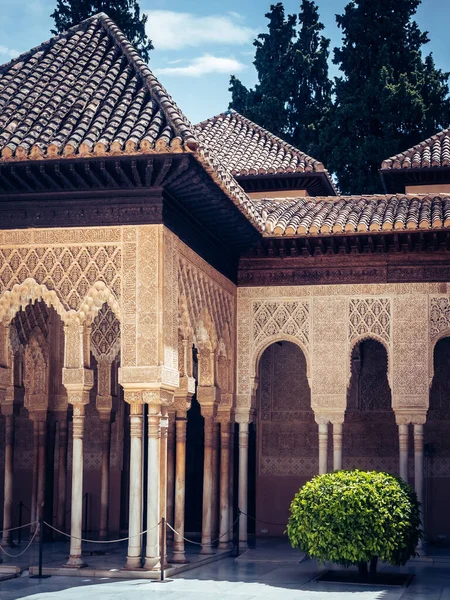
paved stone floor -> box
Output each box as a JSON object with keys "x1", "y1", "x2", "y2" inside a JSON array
[{"x1": 1, "y1": 539, "x2": 450, "y2": 599}]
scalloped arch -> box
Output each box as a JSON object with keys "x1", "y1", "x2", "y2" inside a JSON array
[
  {"x1": 0, "y1": 278, "x2": 67, "y2": 324},
  {"x1": 253, "y1": 334, "x2": 311, "y2": 382},
  {"x1": 78, "y1": 282, "x2": 121, "y2": 324},
  {"x1": 348, "y1": 333, "x2": 392, "y2": 390},
  {"x1": 429, "y1": 329, "x2": 450, "y2": 388}
]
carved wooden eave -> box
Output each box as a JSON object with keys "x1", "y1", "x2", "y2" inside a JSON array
[
  {"x1": 380, "y1": 166, "x2": 450, "y2": 194},
  {"x1": 236, "y1": 171, "x2": 336, "y2": 197},
  {"x1": 238, "y1": 229, "x2": 450, "y2": 286}
]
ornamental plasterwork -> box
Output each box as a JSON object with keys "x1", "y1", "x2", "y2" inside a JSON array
[
  {"x1": 348, "y1": 298, "x2": 391, "y2": 344},
  {"x1": 429, "y1": 296, "x2": 450, "y2": 341},
  {"x1": 91, "y1": 303, "x2": 121, "y2": 362}
]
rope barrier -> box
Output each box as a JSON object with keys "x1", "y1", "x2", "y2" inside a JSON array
[
  {"x1": 0, "y1": 520, "x2": 38, "y2": 537},
  {"x1": 239, "y1": 510, "x2": 286, "y2": 527},
  {"x1": 0, "y1": 523, "x2": 39, "y2": 558},
  {"x1": 43, "y1": 520, "x2": 162, "y2": 544},
  {"x1": 166, "y1": 514, "x2": 240, "y2": 547}
]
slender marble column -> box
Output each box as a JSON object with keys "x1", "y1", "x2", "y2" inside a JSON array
[
  {"x1": 166, "y1": 412, "x2": 175, "y2": 544},
  {"x1": 1, "y1": 413, "x2": 15, "y2": 546},
  {"x1": 159, "y1": 407, "x2": 169, "y2": 566},
  {"x1": 398, "y1": 423, "x2": 409, "y2": 481},
  {"x1": 65, "y1": 405, "x2": 86, "y2": 567},
  {"x1": 210, "y1": 423, "x2": 219, "y2": 542},
  {"x1": 333, "y1": 422, "x2": 343, "y2": 471},
  {"x1": 56, "y1": 416, "x2": 68, "y2": 531},
  {"x1": 125, "y1": 402, "x2": 144, "y2": 570},
  {"x1": 414, "y1": 423, "x2": 425, "y2": 551},
  {"x1": 99, "y1": 417, "x2": 111, "y2": 540},
  {"x1": 318, "y1": 423, "x2": 328, "y2": 475},
  {"x1": 238, "y1": 421, "x2": 249, "y2": 549},
  {"x1": 218, "y1": 421, "x2": 230, "y2": 549},
  {"x1": 172, "y1": 413, "x2": 187, "y2": 563},
  {"x1": 36, "y1": 420, "x2": 46, "y2": 525},
  {"x1": 30, "y1": 419, "x2": 39, "y2": 534},
  {"x1": 228, "y1": 424, "x2": 234, "y2": 537},
  {"x1": 144, "y1": 405, "x2": 161, "y2": 569},
  {"x1": 201, "y1": 414, "x2": 215, "y2": 554}
]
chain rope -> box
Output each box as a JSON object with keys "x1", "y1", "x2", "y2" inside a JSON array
[
  {"x1": 166, "y1": 514, "x2": 240, "y2": 547},
  {"x1": 43, "y1": 520, "x2": 162, "y2": 544},
  {"x1": 0, "y1": 520, "x2": 38, "y2": 537},
  {"x1": 0, "y1": 523, "x2": 40, "y2": 558},
  {"x1": 239, "y1": 510, "x2": 287, "y2": 527}
]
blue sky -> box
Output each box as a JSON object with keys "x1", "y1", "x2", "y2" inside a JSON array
[{"x1": 1, "y1": 0, "x2": 450, "y2": 124}]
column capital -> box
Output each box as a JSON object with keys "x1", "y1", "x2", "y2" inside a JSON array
[
  {"x1": 63, "y1": 367, "x2": 93, "y2": 405},
  {"x1": 314, "y1": 412, "x2": 344, "y2": 426},
  {"x1": 394, "y1": 409, "x2": 427, "y2": 426},
  {"x1": 0, "y1": 401, "x2": 14, "y2": 416},
  {"x1": 197, "y1": 384, "x2": 219, "y2": 407},
  {"x1": 118, "y1": 365, "x2": 179, "y2": 391}
]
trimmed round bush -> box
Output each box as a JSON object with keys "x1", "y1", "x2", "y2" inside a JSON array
[{"x1": 287, "y1": 470, "x2": 421, "y2": 577}]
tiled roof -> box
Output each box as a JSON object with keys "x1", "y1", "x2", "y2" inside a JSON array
[
  {"x1": 381, "y1": 130, "x2": 450, "y2": 170},
  {"x1": 195, "y1": 110, "x2": 330, "y2": 178},
  {"x1": 253, "y1": 194, "x2": 450, "y2": 236},
  {"x1": 0, "y1": 13, "x2": 197, "y2": 161}
]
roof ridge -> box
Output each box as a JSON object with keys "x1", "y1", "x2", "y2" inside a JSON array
[
  {"x1": 0, "y1": 13, "x2": 101, "y2": 74},
  {"x1": 95, "y1": 14, "x2": 198, "y2": 150},
  {"x1": 382, "y1": 128, "x2": 450, "y2": 168},
  {"x1": 196, "y1": 109, "x2": 324, "y2": 169}
]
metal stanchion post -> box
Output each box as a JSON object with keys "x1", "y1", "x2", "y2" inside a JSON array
[
  {"x1": 30, "y1": 518, "x2": 51, "y2": 579},
  {"x1": 18, "y1": 501, "x2": 23, "y2": 545},
  {"x1": 161, "y1": 517, "x2": 165, "y2": 582}
]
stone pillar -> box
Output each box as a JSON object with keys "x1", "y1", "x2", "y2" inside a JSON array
[
  {"x1": 63, "y1": 320, "x2": 93, "y2": 568},
  {"x1": 124, "y1": 398, "x2": 144, "y2": 570},
  {"x1": 1, "y1": 410, "x2": 15, "y2": 547},
  {"x1": 171, "y1": 387, "x2": 193, "y2": 564},
  {"x1": 332, "y1": 418, "x2": 344, "y2": 471},
  {"x1": 218, "y1": 418, "x2": 231, "y2": 549},
  {"x1": 65, "y1": 403, "x2": 87, "y2": 567},
  {"x1": 228, "y1": 422, "x2": 234, "y2": 537},
  {"x1": 30, "y1": 418, "x2": 39, "y2": 533},
  {"x1": 201, "y1": 410, "x2": 215, "y2": 554},
  {"x1": 159, "y1": 406, "x2": 169, "y2": 566},
  {"x1": 238, "y1": 418, "x2": 249, "y2": 549},
  {"x1": 36, "y1": 419, "x2": 47, "y2": 525},
  {"x1": 96, "y1": 359, "x2": 113, "y2": 541},
  {"x1": 172, "y1": 407, "x2": 188, "y2": 563},
  {"x1": 166, "y1": 410, "x2": 175, "y2": 545},
  {"x1": 56, "y1": 413, "x2": 68, "y2": 531},
  {"x1": 99, "y1": 417, "x2": 111, "y2": 540},
  {"x1": 211, "y1": 422, "x2": 219, "y2": 541},
  {"x1": 398, "y1": 422, "x2": 409, "y2": 482},
  {"x1": 413, "y1": 415, "x2": 426, "y2": 551},
  {"x1": 316, "y1": 417, "x2": 329, "y2": 475},
  {"x1": 144, "y1": 399, "x2": 162, "y2": 570}
]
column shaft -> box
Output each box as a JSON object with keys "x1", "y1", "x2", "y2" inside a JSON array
[
  {"x1": 166, "y1": 413, "x2": 175, "y2": 544},
  {"x1": 36, "y1": 420, "x2": 46, "y2": 524},
  {"x1": 333, "y1": 422, "x2": 343, "y2": 471},
  {"x1": 144, "y1": 407, "x2": 161, "y2": 569},
  {"x1": 1, "y1": 415, "x2": 14, "y2": 546},
  {"x1": 125, "y1": 405, "x2": 144, "y2": 569},
  {"x1": 398, "y1": 423, "x2": 409, "y2": 481},
  {"x1": 30, "y1": 420, "x2": 39, "y2": 534},
  {"x1": 65, "y1": 407, "x2": 86, "y2": 567},
  {"x1": 414, "y1": 423, "x2": 425, "y2": 550},
  {"x1": 238, "y1": 422, "x2": 248, "y2": 548},
  {"x1": 99, "y1": 419, "x2": 111, "y2": 540},
  {"x1": 218, "y1": 423, "x2": 230, "y2": 549},
  {"x1": 201, "y1": 415, "x2": 214, "y2": 554},
  {"x1": 318, "y1": 423, "x2": 328, "y2": 475},
  {"x1": 159, "y1": 408, "x2": 168, "y2": 566},
  {"x1": 56, "y1": 418, "x2": 68, "y2": 531},
  {"x1": 210, "y1": 423, "x2": 219, "y2": 541},
  {"x1": 172, "y1": 415, "x2": 187, "y2": 563}
]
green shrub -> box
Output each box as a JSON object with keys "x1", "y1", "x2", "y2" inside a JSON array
[{"x1": 287, "y1": 470, "x2": 421, "y2": 578}]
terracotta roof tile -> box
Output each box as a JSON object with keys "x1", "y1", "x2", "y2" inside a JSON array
[
  {"x1": 253, "y1": 194, "x2": 450, "y2": 236},
  {"x1": 382, "y1": 130, "x2": 450, "y2": 170},
  {"x1": 195, "y1": 110, "x2": 333, "y2": 181},
  {"x1": 0, "y1": 13, "x2": 197, "y2": 161}
]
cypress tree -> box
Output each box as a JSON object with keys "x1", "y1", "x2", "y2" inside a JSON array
[
  {"x1": 51, "y1": 0, "x2": 153, "y2": 61},
  {"x1": 325, "y1": 0, "x2": 450, "y2": 194}
]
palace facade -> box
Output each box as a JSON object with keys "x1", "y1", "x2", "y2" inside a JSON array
[{"x1": 1, "y1": 13, "x2": 450, "y2": 569}]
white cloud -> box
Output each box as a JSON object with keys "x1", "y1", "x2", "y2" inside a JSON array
[
  {"x1": 0, "y1": 45, "x2": 19, "y2": 60},
  {"x1": 155, "y1": 54, "x2": 246, "y2": 78},
  {"x1": 145, "y1": 10, "x2": 255, "y2": 51}
]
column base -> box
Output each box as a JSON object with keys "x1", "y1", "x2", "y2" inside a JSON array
[
  {"x1": 171, "y1": 551, "x2": 187, "y2": 564},
  {"x1": 238, "y1": 540, "x2": 248, "y2": 551},
  {"x1": 0, "y1": 539, "x2": 15, "y2": 548},
  {"x1": 218, "y1": 540, "x2": 231, "y2": 550},
  {"x1": 123, "y1": 556, "x2": 142, "y2": 570},
  {"x1": 64, "y1": 556, "x2": 87, "y2": 568},
  {"x1": 200, "y1": 546, "x2": 214, "y2": 555},
  {"x1": 143, "y1": 557, "x2": 160, "y2": 571}
]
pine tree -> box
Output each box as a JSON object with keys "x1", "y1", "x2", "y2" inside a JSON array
[
  {"x1": 51, "y1": 0, "x2": 153, "y2": 61},
  {"x1": 229, "y1": 1, "x2": 331, "y2": 151},
  {"x1": 325, "y1": 0, "x2": 450, "y2": 194}
]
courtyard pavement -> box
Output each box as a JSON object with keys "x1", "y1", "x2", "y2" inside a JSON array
[{"x1": 1, "y1": 538, "x2": 450, "y2": 599}]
